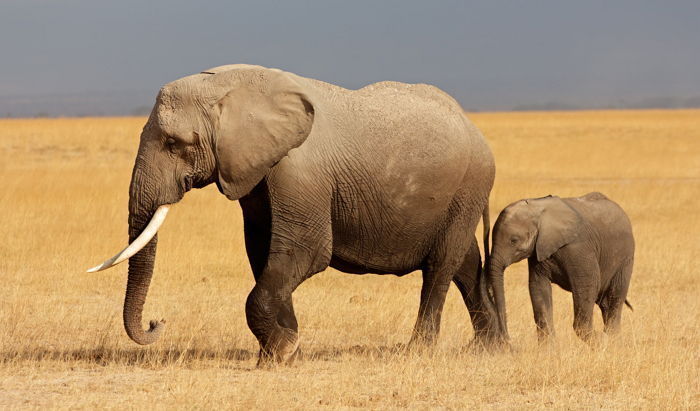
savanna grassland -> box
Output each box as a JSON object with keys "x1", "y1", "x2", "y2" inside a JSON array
[{"x1": 0, "y1": 110, "x2": 698, "y2": 409}]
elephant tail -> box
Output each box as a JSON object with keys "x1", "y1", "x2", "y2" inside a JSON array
[
  {"x1": 625, "y1": 299, "x2": 634, "y2": 311},
  {"x1": 482, "y1": 199, "x2": 490, "y2": 261}
]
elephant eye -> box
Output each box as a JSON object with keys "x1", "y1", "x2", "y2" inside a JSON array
[
  {"x1": 165, "y1": 137, "x2": 178, "y2": 154},
  {"x1": 510, "y1": 237, "x2": 519, "y2": 245}
]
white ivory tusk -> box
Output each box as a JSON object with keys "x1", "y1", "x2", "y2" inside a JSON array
[{"x1": 86, "y1": 205, "x2": 170, "y2": 273}]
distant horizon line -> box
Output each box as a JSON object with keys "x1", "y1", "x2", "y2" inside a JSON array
[
  {"x1": 2, "y1": 106, "x2": 699, "y2": 120},
  {"x1": 2, "y1": 91, "x2": 699, "y2": 118}
]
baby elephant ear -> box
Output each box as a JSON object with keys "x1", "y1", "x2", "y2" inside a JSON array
[
  {"x1": 214, "y1": 72, "x2": 314, "y2": 200},
  {"x1": 535, "y1": 197, "x2": 582, "y2": 261}
]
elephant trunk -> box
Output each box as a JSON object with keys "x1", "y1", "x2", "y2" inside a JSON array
[
  {"x1": 477, "y1": 258, "x2": 500, "y2": 340},
  {"x1": 123, "y1": 167, "x2": 166, "y2": 345},
  {"x1": 488, "y1": 258, "x2": 509, "y2": 341},
  {"x1": 124, "y1": 234, "x2": 164, "y2": 345}
]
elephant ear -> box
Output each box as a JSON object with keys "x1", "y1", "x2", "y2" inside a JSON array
[
  {"x1": 535, "y1": 197, "x2": 582, "y2": 262},
  {"x1": 214, "y1": 72, "x2": 314, "y2": 200}
]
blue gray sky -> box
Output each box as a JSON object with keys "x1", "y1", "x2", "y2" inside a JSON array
[{"x1": 1, "y1": 1, "x2": 699, "y2": 116}]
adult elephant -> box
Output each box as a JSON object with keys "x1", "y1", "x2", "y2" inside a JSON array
[{"x1": 89, "y1": 64, "x2": 499, "y2": 363}]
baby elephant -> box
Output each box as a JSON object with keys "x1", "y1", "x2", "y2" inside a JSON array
[{"x1": 488, "y1": 192, "x2": 634, "y2": 343}]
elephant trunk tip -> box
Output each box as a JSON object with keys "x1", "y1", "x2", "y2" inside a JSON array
[{"x1": 126, "y1": 318, "x2": 166, "y2": 346}]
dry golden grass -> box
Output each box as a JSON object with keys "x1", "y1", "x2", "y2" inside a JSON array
[{"x1": 0, "y1": 110, "x2": 698, "y2": 409}]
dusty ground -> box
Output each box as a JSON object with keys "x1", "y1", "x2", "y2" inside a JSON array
[{"x1": 1, "y1": 110, "x2": 698, "y2": 409}]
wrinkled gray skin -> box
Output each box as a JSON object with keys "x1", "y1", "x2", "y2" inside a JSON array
[
  {"x1": 124, "y1": 64, "x2": 499, "y2": 364},
  {"x1": 488, "y1": 193, "x2": 634, "y2": 343}
]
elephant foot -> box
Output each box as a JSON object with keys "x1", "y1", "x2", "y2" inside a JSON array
[
  {"x1": 466, "y1": 334, "x2": 512, "y2": 354},
  {"x1": 406, "y1": 333, "x2": 438, "y2": 353},
  {"x1": 574, "y1": 327, "x2": 605, "y2": 349},
  {"x1": 257, "y1": 327, "x2": 300, "y2": 367},
  {"x1": 584, "y1": 331, "x2": 607, "y2": 349},
  {"x1": 466, "y1": 335, "x2": 494, "y2": 353}
]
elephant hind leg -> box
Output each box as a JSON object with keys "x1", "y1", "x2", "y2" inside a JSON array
[
  {"x1": 599, "y1": 296, "x2": 623, "y2": 336},
  {"x1": 452, "y1": 237, "x2": 496, "y2": 343},
  {"x1": 411, "y1": 214, "x2": 475, "y2": 346},
  {"x1": 411, "y1": 266, "x2": 452, "y2": 345},
  {"x1": 600, "y1": 262, "x2": 633, "y2": 335}
]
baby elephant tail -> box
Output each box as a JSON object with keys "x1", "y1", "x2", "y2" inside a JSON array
[{"x1": 624, "y1": 299, "x2": 634, "y2": 311}]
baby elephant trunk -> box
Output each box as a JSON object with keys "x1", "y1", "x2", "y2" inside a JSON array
[{"x1": 488, "y1": 261, "x2": 509, "y2": 341}]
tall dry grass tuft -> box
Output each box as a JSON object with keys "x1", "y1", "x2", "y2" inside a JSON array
[{"x1": 0, "y1": 112, "x2": 698, "y2": 408}]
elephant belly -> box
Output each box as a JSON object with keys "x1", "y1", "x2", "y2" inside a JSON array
[
  {"x1": 329, "y1": 253, "x2": 417, "y2": 276},
  {"x1": 329, "y1": 167, "x2": 465, "y2": 275},
  {"x1": 329, "y1": 228, "x2": 433, "y2": 275}
]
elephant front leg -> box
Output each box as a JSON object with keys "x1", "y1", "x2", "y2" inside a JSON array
[
  {"x1": 246, "y1": 275, "x2": 302, "y2": 365},
  {"x1": 528, "y1": 272, "x2": 555, "y2": 342},
  {"x1": 246, "y1": 242, "x2": 330, "y2": 365},
  {"x1": 567, "y1": 258, "x2": 602, "y2": 344},
  {"x1": 242, "y1": 172, "x2": 332, "y2": 365},
  {"x1": 242, "y1": 192, "x2": 305, "y2": 363},
  {"x1": 572, "y1": 293, "x2": 597, "y2": 343}
]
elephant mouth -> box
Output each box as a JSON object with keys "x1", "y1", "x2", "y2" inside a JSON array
[
  {"x1": 215, "y1": 179, "x2": 225, "y2": 195},
  {"x1": 183, "y1": 176, "x2": 193, "y2": 192}
]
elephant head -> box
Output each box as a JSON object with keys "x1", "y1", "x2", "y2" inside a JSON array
[
  {"x1": 88, "y1": 65, "x2": 315, "y2": 345},
  {"x1": 488, "y1": 196, "x2": 581, "y2": 339}
]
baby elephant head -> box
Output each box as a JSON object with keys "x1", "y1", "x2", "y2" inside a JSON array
[{"x1": 487, "y1": 196, "x2": 582, "y2": 338}]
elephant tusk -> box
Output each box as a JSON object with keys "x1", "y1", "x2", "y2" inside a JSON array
[{"x1": 86, "y1": 205, "x2": 170, "y2": 273}]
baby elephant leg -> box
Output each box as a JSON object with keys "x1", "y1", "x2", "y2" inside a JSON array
[
  {"x1": 600, "y1": 295, "x2": 624, "y2": 335},
  {"x1": 528, "y1": 273, "x2": 554, "y2": 342},
  {"x1": 568, "y1": 258, "x2": 601, "y2": 343},
  {"x1": 601, "y1": 262, "x2": 633, "y2": 335},
  {"x1": 572, "y1": 291, "x2": 597, "y2": 342}
]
